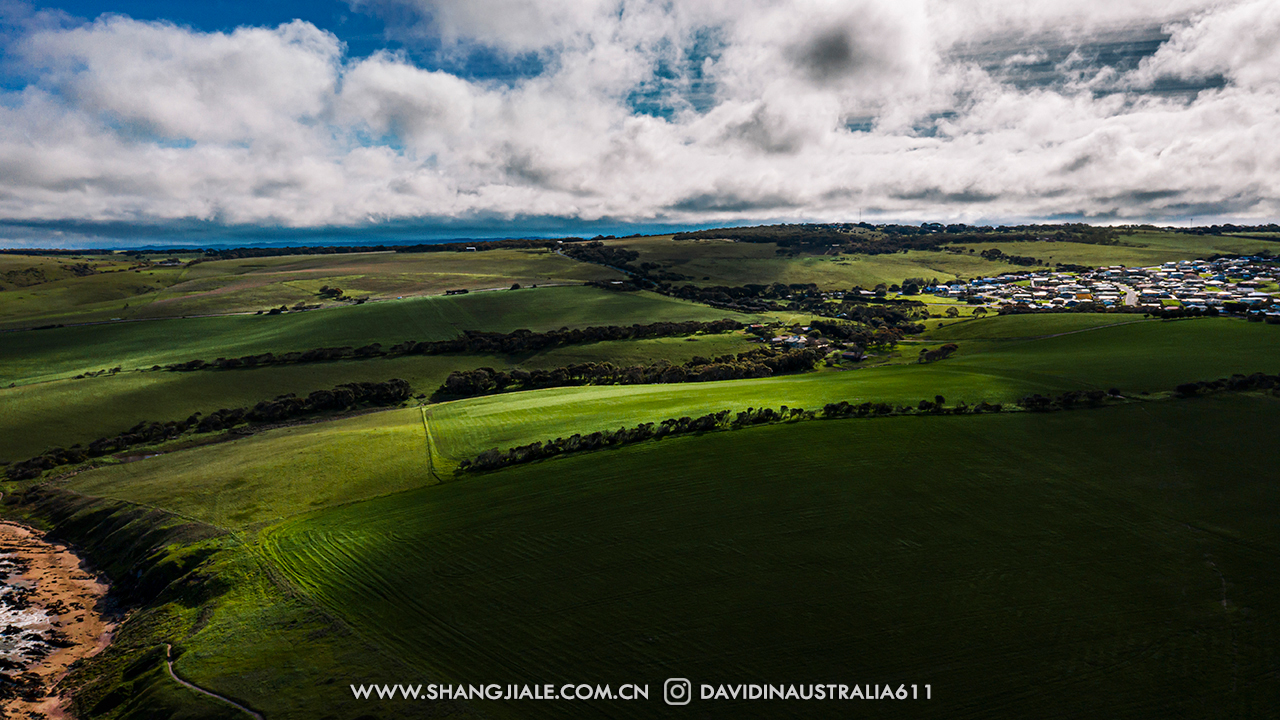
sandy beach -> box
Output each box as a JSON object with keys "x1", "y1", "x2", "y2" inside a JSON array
[{"x1": 0, "y1": 522, "x2": 115, "y2": 719}]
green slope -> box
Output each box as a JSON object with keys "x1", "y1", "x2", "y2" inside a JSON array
[
  {"x1": 0, "y1": 285, "x2": 748, "y2": 385},
  {"x1": 426, "y1": 318, "x2": 1278, "y2": 470},
  {"x1": 0, "y1": 333, "x2": 756, "y2": 462},
  {"x1": 260, "y1": 395, "x2": 1280, "y2": 719}
]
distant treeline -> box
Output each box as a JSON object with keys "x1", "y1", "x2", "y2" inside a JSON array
[
  {"x1": 198, "y1": 238, "x2": 589, "y2": 260},
  {"x1": 437, "y1": 347, "x2": 826, "y2": 399},
  {"x1": 162, "y1": 319, "x2": 743, "y2": 372},
  {"x1": 4, "y1": 379, "x2": 412, "y2": 480},
  {"x1": 1175, "y1": 372, "x2": 1280, "y2": 396},
  {"x1": 1182, "y1": 224, "x2": 1280, "y2": 237},
  {"x1": 671, "y1": 223, "x2": 1119, "y2": 254},
  {"x1": 457, "y1": 371, "x2": 1280, "y2": 473}
]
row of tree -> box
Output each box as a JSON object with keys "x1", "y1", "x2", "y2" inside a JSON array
[
  {"x1": 1175, "y1": 372, "x2": 1279, "y2": 397},
  {"x1": 199, "y1": 238, "x2": 590, "y2": 260},
  {"x1": 457, "y1": 393, "x2": 1023, "y2": 472},
  {"x1": 459, "y1": 368, "x2": 1280, "y2": 474},
  {"x1": 163, "y1": 319, "x2": 744, "y2": 372},
  {"x1": 1016, "y1": 389, "x2": 1117, "y2": 411},
  {"x1": 436, "y1": 347, "x2": 826, "y2": 398},
  {"x1": 4, "y1": 379, "x2": 412, "y2": 481},
  {"x1": 669, "y1": 223, "x2": 1120, "y2": 253},
  {"x1": 460, "y1": 406, "x2": 815, "y2": 471}
]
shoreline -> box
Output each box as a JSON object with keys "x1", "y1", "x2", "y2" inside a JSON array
[{"x1": 0, "y1": 521, "x2": 116, "y2": 719}]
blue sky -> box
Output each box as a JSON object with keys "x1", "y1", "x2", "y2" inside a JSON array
[{"x1": 2, "y1": 0, "x2": 1279, "y2": 247}]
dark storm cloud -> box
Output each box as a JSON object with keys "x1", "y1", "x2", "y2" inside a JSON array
[{"x1": 669, "y1": 191, "x2": 798, "y2": 213}]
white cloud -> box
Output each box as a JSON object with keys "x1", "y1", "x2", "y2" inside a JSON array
[
  {"x1": 1133, "y1": 0, "x2": 1280, "y2": 89},
  {"x1": 17, "y1": 17, "x2": 342, "y2": 143},
  {"x1": 0, "y1": 0, "x2": 1278, "y2": 231}
]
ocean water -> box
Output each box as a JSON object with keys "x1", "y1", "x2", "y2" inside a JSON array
[{"x1": 0, "y1": 553, "x2": 52, "y2": 667}]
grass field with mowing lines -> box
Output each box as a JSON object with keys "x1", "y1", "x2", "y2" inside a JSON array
[
  {"x1": 0, "y1": 285, "x2": 750, "y2": 385},
  {"x1": 260, "y1": 395, "x2": 1280, "y2": 719}
]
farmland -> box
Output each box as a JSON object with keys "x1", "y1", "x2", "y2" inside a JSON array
[
  {"x1": 259, "y1": 395, "x2": 1280, "y2": 719},
  {"x1": 599, "y1": 229, "x2": 1280, "y2": 290},
  {"x1": 2, "y1": 227, "x2": 1278, "y2": 720},
  {"x1": 423, "y1": 318, "x2": 1277, "y2": 471},
  {"x1": 0, "y1": 285, "x2": 748, "y2": 385},
  {"x1": 0, "y1": 248, "x2": 623, "y2": 329},
  {"x1": 0, "y1": 331, "x2": 759, "y2": 461}
]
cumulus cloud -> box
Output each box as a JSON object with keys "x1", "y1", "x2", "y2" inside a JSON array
[{"x1": 0, "y1": 0, "x2": 1278, "y2": 233}]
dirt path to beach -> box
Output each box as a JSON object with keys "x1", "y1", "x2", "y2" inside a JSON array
[{"x1": 0, "y1": 522, "x2": 115, "y2": 719}]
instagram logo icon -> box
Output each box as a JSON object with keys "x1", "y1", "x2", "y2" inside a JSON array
[{"x1": 664, "y1": 678, "x2": 691, "y2": 705}]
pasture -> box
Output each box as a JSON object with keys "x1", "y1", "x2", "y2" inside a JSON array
[
  {"x1": 424, "y1": 318, "x2": 1278, "y2": 471},
  {"x1": 0, "y1": 332, "x2": 758, "y2": 461},
  {"x1": 259, "y1": 395, "x2": 1280, "y2": 719},
  {"x1": 608, "y1": 235, "x2": 1031, "y2": 288},
  {"x1": 0, "y1": 248, "x2": 623, "y2": 328},
  {"x1": 0, "y1": 285, "x2": 747, "y2": 385},
  {"x1": 923, "y1": 313, "x2": 1155, "y2": 340}
]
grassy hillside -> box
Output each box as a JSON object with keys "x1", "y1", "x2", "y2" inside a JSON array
[
  {"x1": 0, "y1": 248, "x2": 623, "y2": 329},
  {"x1": 609, "y1": 235, "x2": 1030, "y2": 288},
  {"x1": 948, "y1": 230, "x2": 1279, "y2": 268},
  {"x1": 66, "y1": 410, "x2": 434, "y2": 528},
  {"x1": 0, "y1": 285, "x2": 748, "y2": 385},
  {"x1": 603, "y1": 230, "x2": 1278, "y2": 289},
  {"x1": 0, "y1": 332, "x2": 758, "y2": 461},
  {"x1": 425, "y1": 318, "x2": 1278, "y2": 471},
  {"x1": 50, "y1": 317, "x2": 1277, "y2": 528},
  {"x1": 258, "y1": 395, "x2": 1280, "y2": 719}
]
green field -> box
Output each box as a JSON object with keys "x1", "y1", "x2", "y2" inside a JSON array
[
  {"x1": 0, "y1": 285, "x2": 749, "y2": 385},
  {"x1": 608, "y1": 235, "x2": 1031, "y2": 288},
  {"x1": 424, "y1": 319, "x2": 1278, "y2": 471},
  {"x1": 67, "y1": 410, "x2": 433, "y2": 528},
  {"x1": 0, "y1": 249, "x2": 623, "y2": 329},
  {"x1": 923, "y1": 313, "x2": 1154, "y2": 340},
  {"x1": 4, "y1": 236, "x2": 1279, "y2": 720},
  {"x1": 951, "y1": 230, "x2": 1279, "y2": 268},
  {"x1": 252, "y1": 395, "x2": 1280, "y2": 719},
  {"x1": 603, "y1": 230, "x2": 1279, "y2": 290},
  {"x1": 0, "y1": 332, "x2": 758, "y2": 461},
  {"x1": 51, "y1": 317, "x2": 1278, "y2": 528}
]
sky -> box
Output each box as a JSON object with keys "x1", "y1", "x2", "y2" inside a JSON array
[{"x1": 1, "y1": 0, "x2": 1278, "y2": 246}]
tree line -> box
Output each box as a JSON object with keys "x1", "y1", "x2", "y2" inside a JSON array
[
  {"x1": 437, "y1": 347, "x2": 826, "y2": 398},
  {"x1": 456, "y1": 370, "x2": 1280, "y2": 473},
  {"x1": 4, "y1": 379, "x2": 412, "y2": 481},
  {"x1": 198, "y1": 238, "x2": 591, "y2": 261},
  {"x1": 669, "y1": 223, "x2": 1119, "y2": 254},
  {"x1": 162, "y1": 319, "x2": 744, "y2": 372}
]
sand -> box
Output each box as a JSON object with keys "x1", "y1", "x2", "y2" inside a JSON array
[{"x1": 0, "y1": 522, "x2": 115, "y2": 720}]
